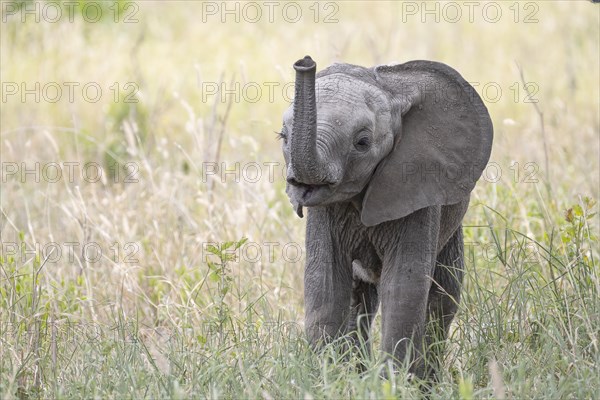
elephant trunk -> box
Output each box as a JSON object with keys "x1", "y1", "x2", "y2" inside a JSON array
[{"x1": 291, "y1": 56, "x2": 325, "y2": 184}]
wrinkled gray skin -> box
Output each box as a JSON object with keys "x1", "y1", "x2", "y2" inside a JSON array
[{"x1": 280, "y1": 56, "x2": 493, "y2": 379}]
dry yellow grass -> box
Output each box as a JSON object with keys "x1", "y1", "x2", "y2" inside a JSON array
[{"x1": 1, "y1": 1, "x2": 598, "y2": 398}]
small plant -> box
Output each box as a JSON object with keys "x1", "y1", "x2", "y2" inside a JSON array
[
  {"x1": 561, "y1": 196, "x2": 597, "y2": 263},
  {"x1": 202, "y1": 238, "x2": 247, "y2": 346}
]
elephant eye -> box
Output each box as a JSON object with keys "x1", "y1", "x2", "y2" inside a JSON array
[{"x1": 354, "y1": 135, "x2": 371, "y2": 152}]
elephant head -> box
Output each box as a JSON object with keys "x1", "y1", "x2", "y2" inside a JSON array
[{"x1": 280, "y1": 55, "x2": 493, "y2": 226}]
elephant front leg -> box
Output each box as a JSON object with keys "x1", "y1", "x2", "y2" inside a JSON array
[
  {"x1": 304, "y1": 207, "x2": 353, "y2": 346},
  {"x1": 304, "y1": 260, "x2": 353, "y2": 345},
  {"x1": 379, "y1": 270, "x2": 432, "y2": 377},
  {"x1": 376, "y1": 208, "x2": 439, "y2": 378}
]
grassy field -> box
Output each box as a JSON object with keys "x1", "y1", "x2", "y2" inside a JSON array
[{"x1": 1, "y1": 1, "x2": 599, "y2": 398}]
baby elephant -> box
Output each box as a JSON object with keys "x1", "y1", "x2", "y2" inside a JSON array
[{"x1": 279, "y1": 56, "x2": 493, "y2": 378}]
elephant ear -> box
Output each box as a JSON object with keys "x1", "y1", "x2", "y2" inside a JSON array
[{"x1": 361, "y1": 61, "x2": 493, "y2": 227}]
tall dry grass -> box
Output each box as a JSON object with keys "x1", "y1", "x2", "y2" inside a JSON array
[{"x1": 1, "y1": 1, "x2": 598, "y2": 398}]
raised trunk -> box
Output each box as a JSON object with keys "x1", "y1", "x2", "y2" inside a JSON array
[{"x1": 291, "y1": 56, "x2": 324, "y2": 184}]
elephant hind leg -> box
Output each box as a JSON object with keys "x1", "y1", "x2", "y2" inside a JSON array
[{"x1": 424, "y1": 226, "x2": 464, "y2": 378}]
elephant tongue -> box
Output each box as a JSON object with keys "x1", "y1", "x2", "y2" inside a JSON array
[{"x1": 295, "y1": 204, "x2": 304, "y2": 218}]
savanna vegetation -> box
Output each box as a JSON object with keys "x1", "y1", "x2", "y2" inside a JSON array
[{"x1": 1, "y1": 1, "x2": 598, "y2": 398}]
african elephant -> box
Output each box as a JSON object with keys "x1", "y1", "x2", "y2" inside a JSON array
[{"x1": 279, "y1": 56, "x2": 493, "y2": 379}]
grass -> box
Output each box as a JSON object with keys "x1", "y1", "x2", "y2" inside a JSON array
[{"x1": 1, "y1": 1, "x2": 599, "y2": 398}]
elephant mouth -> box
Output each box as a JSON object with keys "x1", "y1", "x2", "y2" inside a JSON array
[
  {"x1": 287, "y1": 182, "x2": 332, "y2": 207},
  {"x1": 299, "y1": 183, "x2": 322, "y2": 200}
]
